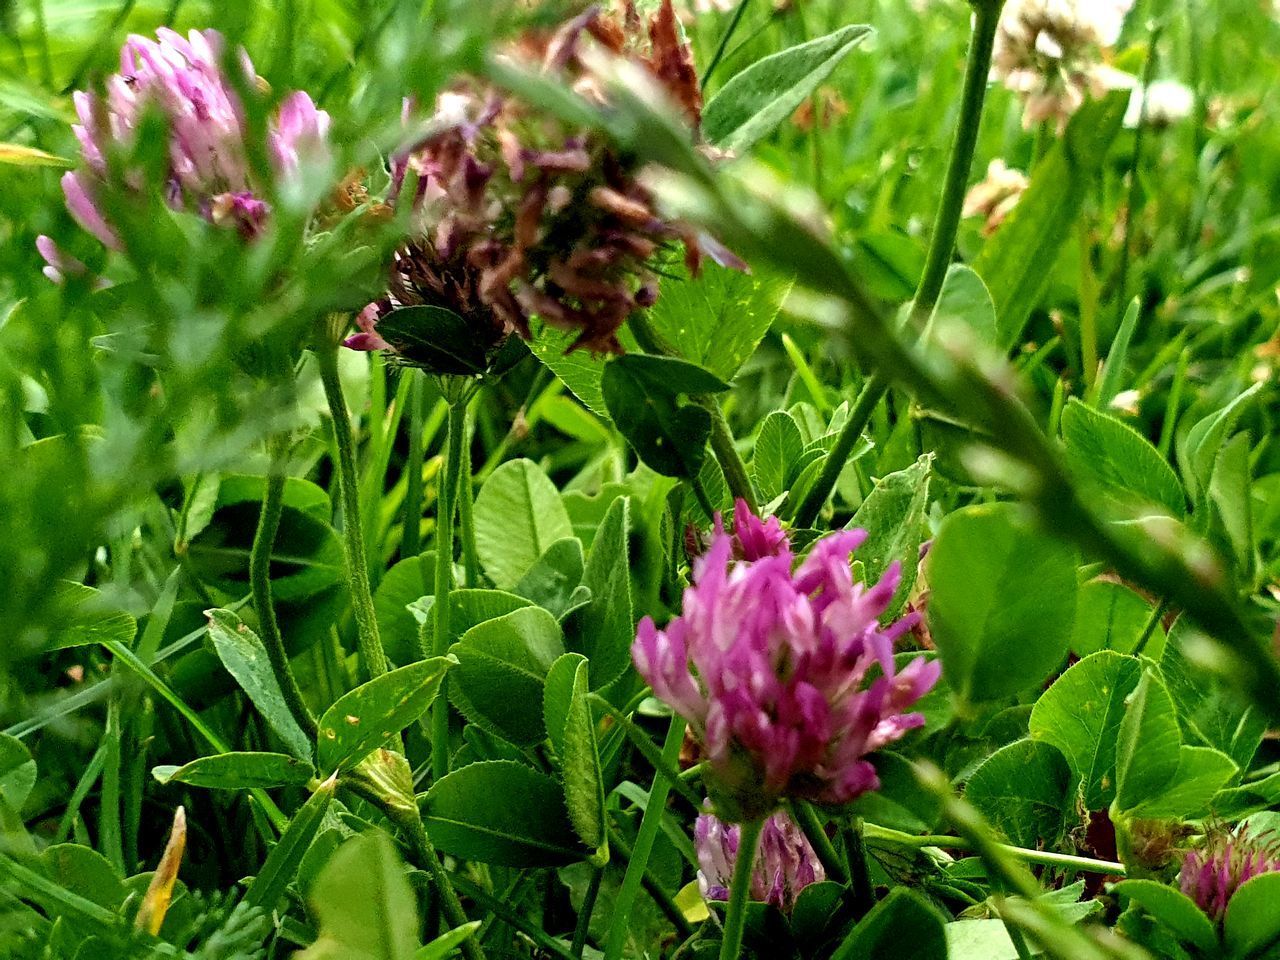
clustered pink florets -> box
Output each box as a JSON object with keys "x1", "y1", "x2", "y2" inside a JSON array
[
  {"x1": 634, "y1": 500, "x2": 940, "y2": 819},
  {"x1": 42, "y1": 27, "x2": 329, "y2": 276},
  {"x1": 1180, "y1": 826, "x2": 1280, "y2": 921}
]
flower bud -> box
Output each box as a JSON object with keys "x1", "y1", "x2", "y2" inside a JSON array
[{"x1": 696, "y1": 808, "x2": 825, "y2": 912}]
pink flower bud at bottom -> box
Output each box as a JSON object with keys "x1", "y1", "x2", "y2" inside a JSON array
[{"x1": 695, "y1": 809, "x2": 824, "y2": 912}]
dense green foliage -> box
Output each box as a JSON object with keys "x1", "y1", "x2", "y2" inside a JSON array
[{"x1": 3, "y1": 0, "x2": 1280, "y2": 958}]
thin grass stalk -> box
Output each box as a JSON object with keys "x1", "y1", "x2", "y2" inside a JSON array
[
  {"x1": 430, "y1": 400, "x2": 467, "y2": 781},
  {"x1": 603, "y1": 715, "x2": 686, "y2": 960},
  {"x1": 403, "y1": 371, "x2": 426, "y2": 559},
  {"x1": 791, "y1": 0, "x2": 1004, "y2": 528}
]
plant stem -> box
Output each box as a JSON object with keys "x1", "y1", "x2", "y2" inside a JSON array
[
  {"x1": 457, "y1": 404, "x2": 481, "y2": 587},
  {"x1": 790, "y1": 371, "x2": 886, "y2": 527},
  {"x1": 1116, "y1": 20, "x2": 1163, "y2": 323},
  {"x1": 403, "y1": 371, "x2": 426, "y2": 559},
  {"x1": 704, "y1": 399, "x2": 758, "y2": 513},
  {"x1": 790, "y1": 0, "x2": 1003, "y2": 528},
  {"x1": 449, "y1": 873, "x2": 574, "y2": 960},
  {"x1": 845, "y1": 817, "x2": 875, "y2": 917},
  {"x1": 1157, "y1": 348, "x2": 1190, "y2": 458},
  {"x1": 571, "y1": 867, "x2": 604, "y2": 958},
  {"x1": 701, "y1": 0, "x2": 751, "y2": 90},
  {"x1": 912, "y1": 1, "x2": 1004, "y2": 329},
  {"x1": 99, "y1": 695, "x2": 124, "y2": 873},
  {"x1": 1131, "y1": 598, "x2": 1169, "y2": 658},
  {"x1": 476, "y1": 872, "x2": 530, "y2": 946},
  {"x1": 430, "y1": 400, "x2": 467, "y2": 781},
  {"x1": 1031, "y1": 120, "x2": 1052, "y2": 168},
  {"x1": 789, "y1": 801, "x2": 848, "y2": 885},
  {"x1": 317, "y1": 344, "x2": 390, "y2": 680},
  {"x1": 998, "y1": 897, "x2": 1036, "y2": 960},
  {"x1": 1078, "y1": 223, "x2": 1100, "y2": 390},
  {"x1": 781, "y1": 333, "x2": 831, "y2": 414},
  {"x1": 401, "y1": 815, "x2": 488, "y2": 960},
  {"x1": 718, "y1": 817, "x2": 763, "y2": 960},
  {"x1": 250, "y1": 433, "x2": 316, "y2": 735},
  {"x1": 603, "y1": 715, "x2": 685, "y2": 960},
  {"x1": 591, "y1": 695, "x2": 703, "y2": 807},
  {"x1": 861, "y1": 823, "x2": 1126, "y2": 876},
  {"x1": 608, "y1": 827, "x2": 697, "y2": 939},
  {"x1": 102, "y1": 639, "x2": 287, "y2": 836},
  {"x1": 690, "y1": 473, "x2": 718, "y2": 520}
]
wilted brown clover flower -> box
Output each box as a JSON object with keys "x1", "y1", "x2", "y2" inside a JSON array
[{"x1": 347, "y1": 0, "x2": 739, "y2": 367}]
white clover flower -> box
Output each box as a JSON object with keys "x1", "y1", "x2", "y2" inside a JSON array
[
  {"x1": 993, "y1": 0, "x2": 1137, "y2": 130},
  {"x1": 1125, "y1": 79, "x2": 1195, "y2": 128}
]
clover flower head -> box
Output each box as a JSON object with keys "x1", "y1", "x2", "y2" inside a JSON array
[
  {"x1": 348, "y1": 0, "x2": 741, "y2": 364},
  {"x1": 963, "y1": 159, "x2": 1029, "y2": 236},
  {"x1": 696, "y1": 808, "x2": 824, "y2": 911},
  {"x1": 633, "y1": 500, "x2": 940, "y2": 821},
  {"x1": 1180, "y1": 825, "x2": 1280, "y2": 922},
  {"x1": 45, "y1": 27, "x2": 329, "y2": 277},
  {"x1": 992, "y1": 0, "x2": 1135, "y2": 130}
]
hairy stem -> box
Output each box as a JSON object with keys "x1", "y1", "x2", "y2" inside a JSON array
[
  {"x1": 911, "y1": 0, "x2": 1004, "y2": 328},
  {"x1": 250, "y1": 434, "x2": 317, "y2": 735},
  {"x1": 999, "y1": 894, "x2": 1037, "y2": 960},
  {"x1": 690, "y1": 472, "x2": 718, "y2": 520},
  {"x1": 590, "y1": 695, "x2": 703, "y2": 807},
  {"x1": 1078, "y1": 223, "x2": 1100, "y2": 389},
  {"x1": 703, "y1": 398, "x2": 758, "y2": 512},
  {"x1": 449, "y1": 873, "x2": 573, "y2": 960},
  {"x1": 1131, "y1": 598, "x2": 1169, "y2": 658},
  {"x1": 790, "y1": 0, "x2": 1003, "y2": 529},
  {"x1": 790, "y1": 370, "x2": 887, "y2": 528},
  {"x1": 317, "y1": 344, "x2": 389, "y2": 680},
  {"x1": 845, "y1": 817, "x2": 875, "y2": 917},
  {"x1": 401, "y1": 815, "x2": 487, "y2": 960},
  {"x1": 718, "y1": 817, "x2": 763, "y2": 960},
  {"x1": 430, "y1": 400, "x2": 467, "y2": 781}
]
